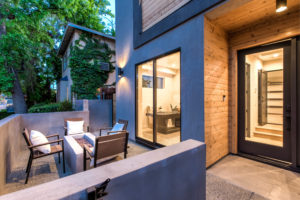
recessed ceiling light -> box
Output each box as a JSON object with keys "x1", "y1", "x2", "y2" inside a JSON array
[
  {"x1": 276, "y1": 0, "x2": 287, "y2": 13},
  {"x1": 273, "y1": 53, "x2": 280, "y2": 58},
  {"x1": 172, "y1": 64, "x2": 176, "y2": 67}
]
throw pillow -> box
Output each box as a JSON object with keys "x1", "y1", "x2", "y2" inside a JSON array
[{"x1": 30, "y1": 130, "x2": 51, "y2": 154}]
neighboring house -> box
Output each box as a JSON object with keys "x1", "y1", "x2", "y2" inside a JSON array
[
  {"x1": 57, "y1": 23, "x2": 116, "y2": 102},
  {"x1": 116, "y1": 0, "x2": 300, "y2": 170}
]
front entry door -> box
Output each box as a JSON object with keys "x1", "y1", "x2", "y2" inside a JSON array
[{"x1": 238, "y1": 41, "x2": 292, "y2": 162}]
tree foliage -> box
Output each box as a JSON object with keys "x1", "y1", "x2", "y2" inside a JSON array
[
  {"x1": 0, "y1": 0, "x2": 114, "y2": 112},
  {"x1": 69, "y1": 33, "x2": 114, "y2": 99}
]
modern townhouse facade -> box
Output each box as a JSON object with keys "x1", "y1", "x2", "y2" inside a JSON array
[{"x1": 115, "y1": 0, "x2": 300, "y2": 169}]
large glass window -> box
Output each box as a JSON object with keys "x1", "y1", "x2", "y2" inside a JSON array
[
  {"x1": 136, "y1": 51, "x2": 181, "y2": 146},
  {"x1": 137, "y1": 61, "x2": 154, "y2": 142}
]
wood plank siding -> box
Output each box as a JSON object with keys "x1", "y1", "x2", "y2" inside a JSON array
[
  {"x1": 204, "y1": 18, "x2": 229, "y2": 167},
  {"x1": 141, "y1": 0, "x2": 191, "y2": 31}
]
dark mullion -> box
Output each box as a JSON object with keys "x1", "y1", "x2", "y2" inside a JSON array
[
  {"x1": 290, "y1": 38, "x2": 297, "y2": 168},
  {"x1": 153, "y1": 60, "x2": 157, "y2": 144}
]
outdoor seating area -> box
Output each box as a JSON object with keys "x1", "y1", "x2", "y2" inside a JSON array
[
  {"x1": 24, "y1": 118, "x2": 130, "y2": 180},
  {"x1": 0, "y1": 111, "x2": 150, "y2": 196}
]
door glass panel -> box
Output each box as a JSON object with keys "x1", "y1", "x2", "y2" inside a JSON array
[
  {"x1": 155, "y1": 52, "x2": 181, "y2": 146},
  {"x1": 245, "y1": 48, "x2": 283, "y2": 147},
  {"x1": 137, "y1": 61, "x2": 154, "y2": 142}
]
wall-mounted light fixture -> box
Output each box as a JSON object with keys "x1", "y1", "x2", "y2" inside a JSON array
[
  {"x1": 276, "y1": 0, "x2": 287, "y2": 13},
  {"x1": 118, "y1": 67, "x2": 124, "y2": 78}
]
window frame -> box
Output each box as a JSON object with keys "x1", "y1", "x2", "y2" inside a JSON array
[{"x1": 135, "y1": 48, "x2": 182, "y2": 147}]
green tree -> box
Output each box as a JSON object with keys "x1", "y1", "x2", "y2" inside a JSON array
[
  {"x1": 0, "y1": 0, "x2": 114, "y2": 113},
  {"x1": 69, "y1": 33, "x2": 114, "y2": 99}
]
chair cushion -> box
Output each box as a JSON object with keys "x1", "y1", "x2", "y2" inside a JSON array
[
  {"x1": 67, "y1": 120, "x2": 84, "y2": 135},
  {"x1": 30, "y1": 130, "x2": 51, "y2": 154},
  {"x1": 111, "y1": 123, "x2": 124, "y2": 133}
]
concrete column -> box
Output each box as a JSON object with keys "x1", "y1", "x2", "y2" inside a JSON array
[{"x1": 83, "y1": 100, "x2": 89, "y2": 111}]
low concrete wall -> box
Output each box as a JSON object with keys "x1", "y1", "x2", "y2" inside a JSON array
[
  {"x1": 0, "y1": 140, "x2": 206, "y2": 200},
  {"x1": 0, "y1": 111, "x2": 89, "y2": 189},
  {"x1": 0, "y1": 115, "x2": 24, "y2": 187},
  {"x1": 22, "y1": 111, "x2": 89, "y2": 138},
  {"x1": 75, "y1": 100, "x2": 112, "y2": 132}
]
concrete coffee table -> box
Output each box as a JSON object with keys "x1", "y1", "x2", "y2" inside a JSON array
[{"x1": 64, "y1": 133, "x2": 95, "y2": 173}]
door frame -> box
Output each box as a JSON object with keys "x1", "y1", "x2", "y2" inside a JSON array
[
  {"x1": 237, "y1": 40, "x2": 294, "y2": 164},
  {"x1": 134, "y1": 48, "x2": 182, "y2": 148}
]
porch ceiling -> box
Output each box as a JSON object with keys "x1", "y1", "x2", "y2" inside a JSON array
[{"x1": 206, "y1": 0, "x2": 300, "y2": 33}]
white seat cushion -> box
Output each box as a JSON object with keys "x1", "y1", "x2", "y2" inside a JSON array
[
  {"x1": 110, "y1": 123, "x2": 124, "y2": 133},
  {"x1": 67, "y1": 121, "x2": 84, "y2": 135},
  {"x1": 30, "y1": 130, "x2": 51, "y2": 154}
]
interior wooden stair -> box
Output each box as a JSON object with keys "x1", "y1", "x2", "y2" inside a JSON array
[{"x1": 254, "y1": 126, "x2": 283, "y2": 142}]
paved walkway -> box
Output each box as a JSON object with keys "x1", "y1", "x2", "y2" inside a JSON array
[{"x1": 208, "y1": 155, "x2": 300, "y2": 200}]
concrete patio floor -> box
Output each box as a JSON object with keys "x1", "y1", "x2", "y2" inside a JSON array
[
  {"x1": 208, "y1": 155, "x2": 300, "y2": 200},
  {"x1": 0, "y1": 140, "x2": 150, "y2": 195}
]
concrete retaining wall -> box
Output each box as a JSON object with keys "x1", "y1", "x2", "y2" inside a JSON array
[
  {"x1": 0, "y1": 115, "x2": 24, "y2": 187},
  {"x1": 22, "y1": 111, "x2": 89, "y2": 138},
  {"x1": 0, "y1": 140, "x2": 206, "y2": 200},
  {"x1": 75, "y1": 100, "x2": 112, "y2": 132},
  {"x1": 0, "y1": 111, "x2": 89, "y2": 189}
]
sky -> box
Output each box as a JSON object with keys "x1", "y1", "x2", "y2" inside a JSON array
[
  {"x1": 108, "y1": 0, "x2": 115, "y2": 16},
  {"x1": 105, "y1": 0, "x2": 115, "y2": 30}
]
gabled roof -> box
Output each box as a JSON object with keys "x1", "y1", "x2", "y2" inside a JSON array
[{"x1": 57, "y1": 22, "x2": 115, "y2": 56}]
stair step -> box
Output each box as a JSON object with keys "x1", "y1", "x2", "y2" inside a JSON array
[
  {"x1": 253, "y1": 131, "x2": 283, "y2": 141},
  {"x1": 255, "y1": 127, "x2": 283, "y2": 135}
]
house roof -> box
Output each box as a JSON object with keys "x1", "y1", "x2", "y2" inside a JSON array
[{"x1": 57, "y1": 22, "x2": 115, "y2": 56}]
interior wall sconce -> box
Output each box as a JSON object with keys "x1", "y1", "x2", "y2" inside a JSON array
[
  {"x1": 276, "y1": 0, "x2": 287, "y2": 13},
  {"x1": 118, "y1": 67, "x2": 124, "y2": 78}
]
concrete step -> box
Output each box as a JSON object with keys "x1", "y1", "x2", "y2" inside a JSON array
[{"x1": 253, "y1": 131, "x2": 283, "y2": 142}]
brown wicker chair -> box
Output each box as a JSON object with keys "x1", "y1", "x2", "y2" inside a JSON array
[
  {"x1": 99, "y1": 119, "x2": 128, "y2": 136},
  {"x1": 83, "y1": 131, "x2": 129, "y2": 171},
  {"x1": 22, "y1": 128, "x2": 65, "y2": 184},
  {"x1": 64, "y1": 118, "x2": 89, "y2": 136}
]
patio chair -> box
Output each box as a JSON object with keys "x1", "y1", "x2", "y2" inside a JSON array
[
  {"x1": 99, "y1": 119, "x2": 128, "y2": 136},
  {"x1": 64, "y1": 118, "x2": 89, "y2": 136},
  {"x1": 22, "y1": 128, "x2": 65, "y2": 184},
  {"x1": 83, "y1": 131, "x2": 129, "y2": 171}
]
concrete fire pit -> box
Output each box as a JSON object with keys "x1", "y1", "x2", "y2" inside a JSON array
[{"x1": 64, "y1": 133, "x2": 95, "y2": 173}]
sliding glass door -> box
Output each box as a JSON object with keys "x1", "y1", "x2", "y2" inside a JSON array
[{"x1": 136, "y1": 51, "x2": 181, "y2": 147}]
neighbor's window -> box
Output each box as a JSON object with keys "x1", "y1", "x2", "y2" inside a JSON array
[{"x1": 63, "y1": 53, "x2": 68, "y2": 71}]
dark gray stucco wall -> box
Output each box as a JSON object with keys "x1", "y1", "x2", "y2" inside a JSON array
[{"x1": 116, "y1": 0, "x2": 205, "y2": 142}]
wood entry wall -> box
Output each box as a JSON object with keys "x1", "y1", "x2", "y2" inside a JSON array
[
  {"x1": 204, "y1": 18, "x2": 229, "y2": 167},
  {"x1": 204, "y1": 0, "x2": 300, "y2": 167}
]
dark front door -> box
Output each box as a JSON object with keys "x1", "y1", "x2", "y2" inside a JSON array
[{"x1": 238, "y1": 40, "x2": 292, "y2": 162}]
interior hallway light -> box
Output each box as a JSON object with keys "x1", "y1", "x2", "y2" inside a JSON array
[{"x1": 276, "y1": 0, "x2": 287, "y2": 13}]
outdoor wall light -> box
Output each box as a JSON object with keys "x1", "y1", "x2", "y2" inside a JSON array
[
  {"x1": 276, "y1": 0, "x2": 287, "y2": 13},
  {"x1": 118, "y1": 67, "x2": 124, "y2": 78}
]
